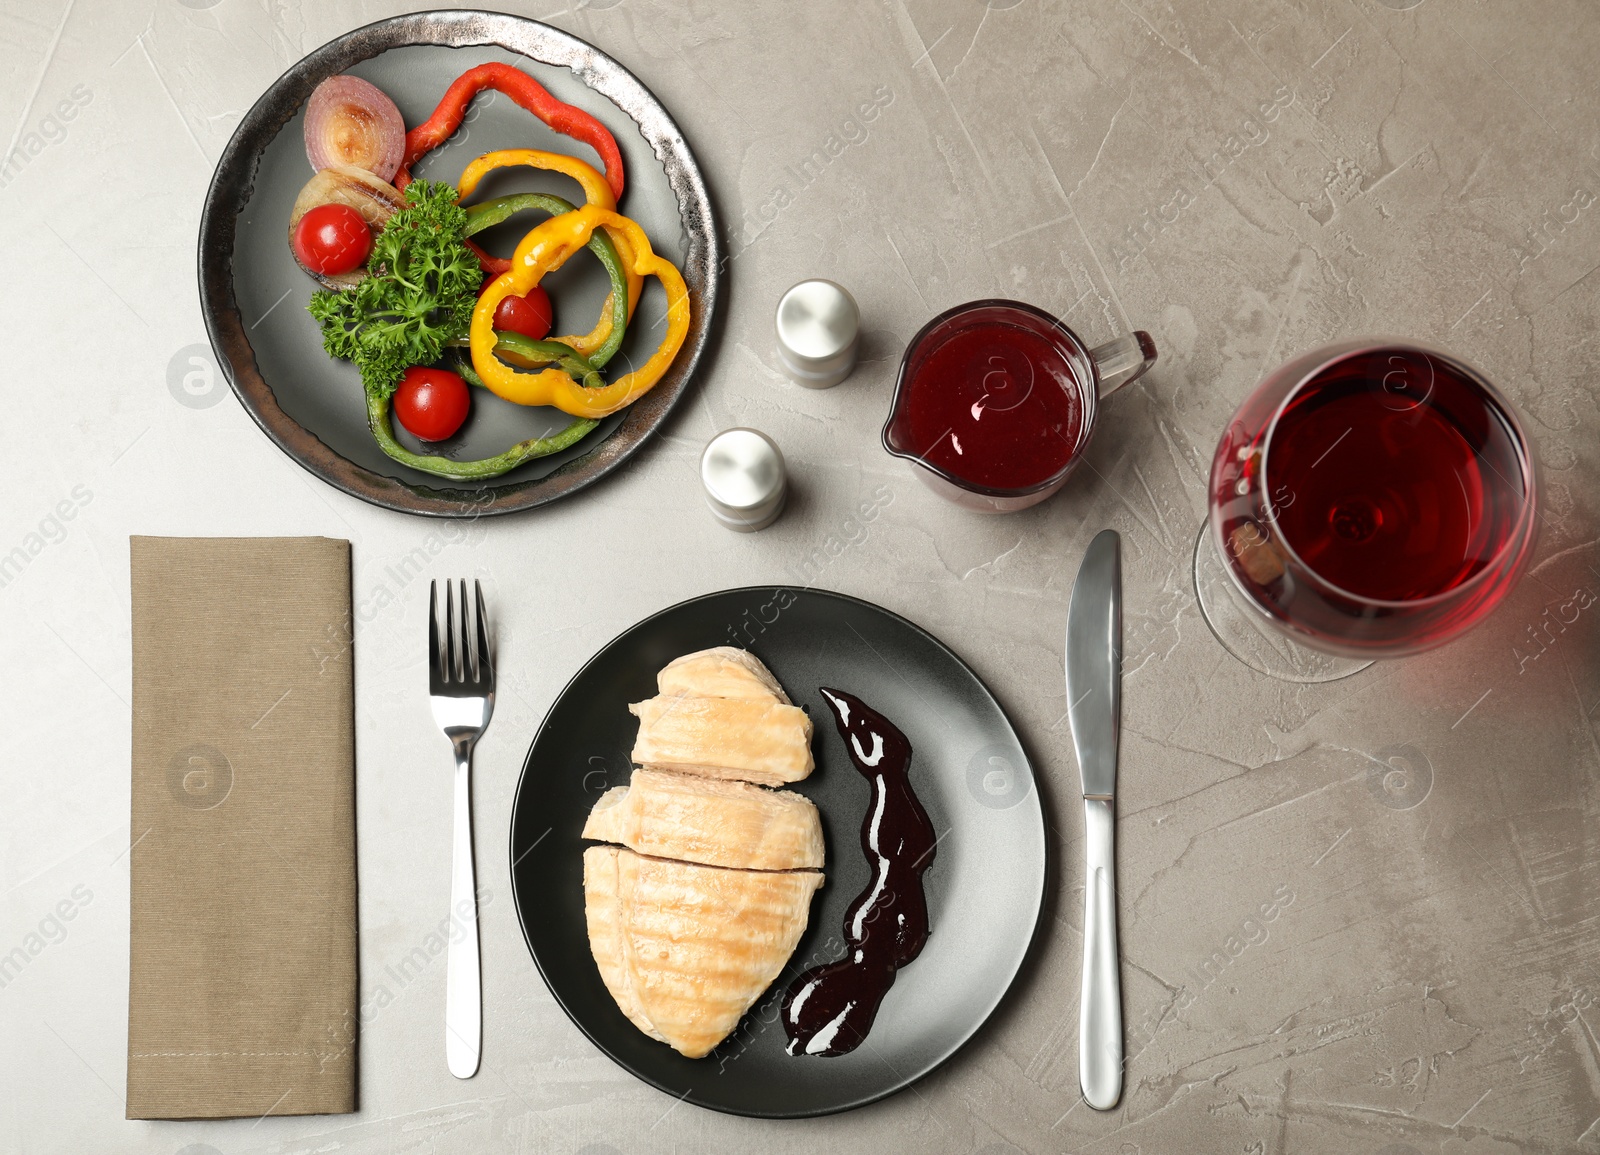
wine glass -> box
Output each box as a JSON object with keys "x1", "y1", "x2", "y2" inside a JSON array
[{"x1": 1193, "y1": 339, "x2": 1538, "y2": 683}]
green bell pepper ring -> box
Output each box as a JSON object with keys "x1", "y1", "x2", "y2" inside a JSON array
[
  {"x1": 365, "y1": 392, "x2": 598, "y2": 481},
  {"x1": 487, "y1": 331, "x2": 608, "y2": 389}
]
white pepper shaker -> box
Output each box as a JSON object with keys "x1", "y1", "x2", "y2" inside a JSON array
[
  {"x1": 775, "y1": 279, "x2": 859, "y2": 389},
  {"x1": 700, "y1": 428, "x2": 787, "y2": 532}
]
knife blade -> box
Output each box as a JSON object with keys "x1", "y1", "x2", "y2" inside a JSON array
[
  {"x1": 1066, "y1": 529, "x2": 1121, "y2": 800},
  {"x1": 1065, "y1": 528, "x2": 1123, "y2": 1111}
]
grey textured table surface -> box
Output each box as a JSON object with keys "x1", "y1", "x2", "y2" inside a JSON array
[{"x1": 5, "y1": 1, "x2": 1600, "y2": 1152}]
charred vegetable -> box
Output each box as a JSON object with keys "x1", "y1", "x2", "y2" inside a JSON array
[
  {"x1": 304, "y1": 75, "x2": 406, "y2": 181},
  {"x1": 288, "y1": 165, "x2": 405, "y2": 289}
]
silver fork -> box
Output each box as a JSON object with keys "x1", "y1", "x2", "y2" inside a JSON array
[{"x1": 429, "y1": 579, "x2": 495, "y2": 1079}]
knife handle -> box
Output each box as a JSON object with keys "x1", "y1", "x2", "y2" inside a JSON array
[{"x1": 1079, "y1": 797, "x2": 1123, "y2": 1110}]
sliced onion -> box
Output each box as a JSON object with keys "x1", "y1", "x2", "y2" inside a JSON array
[
  {"x1": 304, "y1": 75, "x2": 405, "y2": 182},
  {"x1": 288, "y1": 165, "x2": 405, "y2": 289}
]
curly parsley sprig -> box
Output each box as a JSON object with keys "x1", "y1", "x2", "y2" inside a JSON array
[{"x1": 307, "y1": 180, "x2": 484, "y2": 400}]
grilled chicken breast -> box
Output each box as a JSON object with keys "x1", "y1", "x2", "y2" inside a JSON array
[
  {"x1": 656, "y1": 646, "x2": 791, "y2": 703},
  {"x1": 585, "y1": 648, "x2": 824, "y2": 1058},
  {"x1": 630, "y1": 695, "x2": 814, "y2": 786},
  {"x1": 584, "y1": 846, "x2": 824, "y2": 1058},
  {"x1": 583, "y1": 768, "x2": 824, "y2": 871}
]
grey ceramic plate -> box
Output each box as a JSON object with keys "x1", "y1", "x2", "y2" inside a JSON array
[
  {"x1": 509, "y1": 587, "x2": 1048, "y2": 1117},
  {"x1": 199, "y1": 11, "x2": 719, "y2": 517}
]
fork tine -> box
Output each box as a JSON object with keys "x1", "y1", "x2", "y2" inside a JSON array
[
  {"x1": 428, "y1": 579, "x2": 441, "y2": 683},
  {"x1": 474, "y1": 580, "x2": 494, "y2": 689},
  {"x1": 445, "y1": 578, "x2": 459, "y2": 684},
  {"x1": 459, "y1": 578, "x2": 474, "y2": 683}
]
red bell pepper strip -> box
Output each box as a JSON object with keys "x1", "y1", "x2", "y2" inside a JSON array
[
  {"x1": 393, "y1": 63, "x2": 625, "y2": 201},
  {"x1": 464, "y1": 238, "x2": 510, "y2": 276}
]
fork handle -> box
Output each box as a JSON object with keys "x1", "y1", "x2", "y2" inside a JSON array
[{"x1": 446, "y1": 751, "x2": 481, "y2": 1078}]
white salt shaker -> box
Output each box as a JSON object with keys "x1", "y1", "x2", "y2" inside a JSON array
[
  {"x1": 775, "y1": 280, "x2": 859, "y2": 389},
  {"x1": 700, "y1": 428, "x2": 787, "y2": 532}
]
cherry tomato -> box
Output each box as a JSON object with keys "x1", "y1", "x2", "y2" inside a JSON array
[
  {"x1": 293, "y1": 203, "x2": 372, "y2": 276},
  {"x1": 491, "y1": 285, "x2": 553, "y2": 341},
  {"x1": 393, "y1": 367, "x2": 470, "y2": 441}
]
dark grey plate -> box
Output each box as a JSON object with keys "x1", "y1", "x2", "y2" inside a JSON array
[
  {"x1": 199, "y1": 11, "x2": 719, "y2": 517},
  {"x1": 509, "y1": 587, "x2": 1047, "y2": 1118}
]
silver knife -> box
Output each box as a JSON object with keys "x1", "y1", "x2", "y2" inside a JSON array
[{"x1": 1066, "y1": 528, "x2": 1123, "y2": 1111}]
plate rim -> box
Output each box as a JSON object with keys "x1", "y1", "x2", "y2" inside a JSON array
[
  {"x1": 198, "y1": 9, "x2": 722, "y2": 518},
  {"x1": 507, "y1": 585, "x2": 1050, "y2": 1118}
]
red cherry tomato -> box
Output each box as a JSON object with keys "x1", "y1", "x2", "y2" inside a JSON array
[
  {"x1": 393, "y1": 367, "x2": 470, "y2": 441},
  {"x1": 293, "y1": 203, "x2": 372, "y2": 275},
  {"x1": 491, "y1": 285, "x2": 553, "y2": 341}
]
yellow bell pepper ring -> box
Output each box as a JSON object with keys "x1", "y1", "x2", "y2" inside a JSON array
[
  {"x1": 457, "y1": 148, "x2": 616, "y2": 211},
  {"x1": 470, "y1": 204, "x2": 691, "y2": 419},
  {"x1": 458, "y1": 148, "x2": 644, "y2": 357}
]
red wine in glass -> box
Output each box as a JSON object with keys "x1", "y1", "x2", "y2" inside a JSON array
[{"x1": 1206, "y1": 341, "x2": 1536, "y2": 660}]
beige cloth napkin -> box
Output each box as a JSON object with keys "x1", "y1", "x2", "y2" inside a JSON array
[{"x1": 127, "y1": 536, "x2": 357, "y2": 1119}]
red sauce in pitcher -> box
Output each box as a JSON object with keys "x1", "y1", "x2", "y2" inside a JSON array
[{"x1": 884, "y1": 303, "x2": 1090, "y2": 492}]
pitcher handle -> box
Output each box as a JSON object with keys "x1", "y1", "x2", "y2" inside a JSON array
[{"x1": 1089, "y1": 331, "x2": 1158, "y2": 399}]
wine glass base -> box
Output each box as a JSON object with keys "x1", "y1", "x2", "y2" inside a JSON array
[{"x1": 1191, "y1": 523, "x2": 1373, "y2": 684}]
